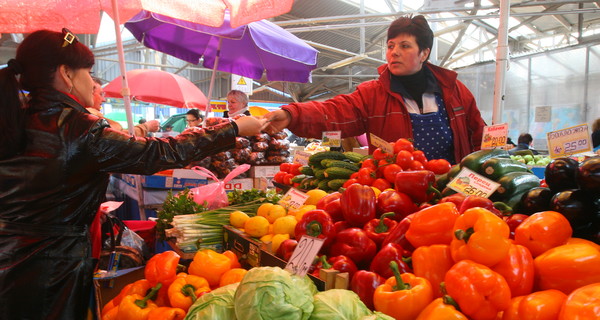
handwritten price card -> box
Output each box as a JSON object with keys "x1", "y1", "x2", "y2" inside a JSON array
[
  {"x1": 369, "y1": 133, "x2": 394, "y2": 154},
  {"x1": 481, "y1": 123, "x2": 509, "y2": 149},
  {"x1": 321, "y1": 131, "x2": 341, "y2": 147},
  {"x1": 278, "y1": 188, "x2": 309, "y2": 211},
  {"x1": 293, "y1": 151, "x2": 311, "y2": 166},
  {"x1": 547, "y1": 124, "x2": 591, "y2": 159},
  {"x1": 448, "y1": 167, "x2": 500, "y2": 198},
  {"x1": 285, "y1": 235, "x2": 325, "y2": 277}
]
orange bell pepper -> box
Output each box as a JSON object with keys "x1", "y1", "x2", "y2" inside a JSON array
[
  {"x1": 444, "y1": 260, "x2": 511, "y2": 320},
  {"x1": 223, "y1": 250, "x2": 242, "y2": 268},
  {"x1": 558, "y1": 283, "x2": 600, "y2": 320},
  {"x1": 188, "y1": 249, "x2": 232, "y2": 288},
  {"x1": 491, "y1": 244, "x2": 534, "y2": 297},
  {"x1": 102, "y1": 279, "x2": 152, "y2": 317},
  {"x1": 117, "y1": 283, "x2": 162, "y2": 320},
  {"x1": 101, "y1": 306, "x2": 119, "y2": 320},
  {"x1": 534, "y1": 243, "x2": 600, "y2": 294},
  {"x1": 147, "y1": 307, "x2": 186, "y2": 320},
  {"x1": 219, "y1": 268, "x2": 248, "y2": 287},
  {"x1": 373, "y1": 261, "x2": 434, "y2": 320},
  {"x1": 415, "y1": 297, "x2": 468, "y2": 320},
  {"x1": 565, "y1": 237, "x2": 600, "y2": 250},
  {"x1": 450, "y1": 207, "x2": 511, "y2": 266},
  {"x1": 501, "y1": 289, "x2": 567, "y2": 320},
  {"x1": 167, "y1": 274, "x2": 210, "y2": 311},
  {"x1": 145, "y1": 251, "x2": 181, "y2": 288},
  {"x1": 406, "y1": 202, "x2": 460, "y2": 248},
  {"x1": 412, "y1": 244, "x2": 454, "y2": 298},
  {"x1": 514, "y1": 211, "x2": 572, "y2": 257}
]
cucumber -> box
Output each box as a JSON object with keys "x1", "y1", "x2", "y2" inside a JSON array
[
  {"x1": 309, "y1": 151, "x2": 346, "y2": 165},
  {"x1": 343, "y1": 151, "x2": 366, "y2": 163},
  {"x1": 291, "y1": 174, "x2": 306, "y2": 184},
  {"x1": 317, "y1": 179, "x2": 331, "y2": 191},
  {"x1": 460, "y1": 148, "x2": 510, "y2": 173},
  {"x1": 324, "y1": 160, "x2": 360, "y2": 172},
  {"x1": 323, "y1": 167, "x2": 355, "y2": 179},
  {"x1": 436, "y1": 173, "x2": 450, "y2": 191},
  {"x1": 481, "y1": 158, "x2": 530, "y2": 181},
  {"x1": 313, "y1": 168, "x2": 326, "y2": 179},
  {"x1": 491, "y1": 172, "x2": 540, "y2": 202},
  {"x1": 299, "y1": 166, "x2": 314, "y2": 176},
  {"x1": 447, "y1": 164, "x2": 462, "y2": 181},
  {"x1": 299, "y1": 177, "x2": 315, "y2": 190},
  {"x1": 327, "y1": 179, "x2": 347, "y2": 191}
]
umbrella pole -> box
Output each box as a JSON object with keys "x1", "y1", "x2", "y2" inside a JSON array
[
  {"x1": 111, "y1": 0, "x2": 147, "y2": 220},
  {"x1": 203, "y1": 37, "x2": 223, "y2": 125}
]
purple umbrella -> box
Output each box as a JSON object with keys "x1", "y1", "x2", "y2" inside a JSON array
[{"x1": 125, "y1": 9, "x2": 319, "y2": 84}]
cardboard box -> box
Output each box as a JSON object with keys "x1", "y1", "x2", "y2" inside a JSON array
[
  {"x1": 253, "y1": 177, "x2": 275, "y2": 190},
  {"x1": 352, "y1": 147, "x2": 369, "y2": 156},
  {"x1": 249, "y1": 165, "x2": 280, "y2": 178},
  {"x1": 119, "y1": 173, "x2": 208, "y2": 189}
]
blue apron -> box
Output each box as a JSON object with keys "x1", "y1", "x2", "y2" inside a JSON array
[{"x1": 410, "y1": 95, "x2": 455, "y2": 163}]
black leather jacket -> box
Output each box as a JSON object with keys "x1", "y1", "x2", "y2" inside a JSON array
[{"x1": 0, "y1": 89, "x2": 236, "y2": 319}]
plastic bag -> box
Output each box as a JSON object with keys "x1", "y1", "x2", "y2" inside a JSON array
[{"x1": 190, "y1": 164, "x2": 251, "y2": 210}]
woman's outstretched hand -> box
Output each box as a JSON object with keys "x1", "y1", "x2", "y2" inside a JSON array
[
  {"x1": 234, "y1": 116, "x2": 269, "y2": 136},
  {"x1": 262, "y1": 110, "x2": 291, "y2": 135}
]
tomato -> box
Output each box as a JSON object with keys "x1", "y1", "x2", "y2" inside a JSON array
[
  {"x1": 409, "y1": 160, "x2": 425, "y2": 170},
  {"x1": 412, "y1": 150, "x2": 428, "y2": 165},
  {"x1": 282, "y1": 173, "x2": 295, "y2": 185},
  {"x1": 343, "y1": 179, "x2": 359, "y2": 188},
  {"x1": 373, "y1": 148, "x2": 393, "y2": 162},
  {"x1": 350, "y1": 172, "x2": 359, "y2": 179},
  {"x1": 273, "y1": 171, "x2": 287, "y2": 184},
  {"x1": 426, "y1": 159, "x2": 452, "y2": 175},
  {"x1": 383, "y1": 164, "x2": 402, "y2": 184},
  {"x1": 361, "y1": 158, "x2": 378, "y2": 170},
  {"x1": 393, "y1": 138, "x2": 414, "y2": 154},
  {"x1": 395, "y1": 150, "x2": 414, "y2": 170},
  {"x1": 279, "y1": 163, "x2": 291, "y2": 173},
  {"x1": 357, "y1": 167, "x2": 376, "y2": 186},
  {"x1": 372, "y1": 178, "x2": 392, "y2": 192},
  {"x1": 289, "y1": 163, "x2": 302, "y2": 176},
  {"x1": 376, "y1": 165, "x2": 387, "y2": 179}
]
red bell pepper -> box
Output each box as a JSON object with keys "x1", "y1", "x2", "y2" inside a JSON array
[
  {"x1": 381, "y1": 214, "x2": 416, "y2": 255},
  {"x1": 311, "y1": 255, "x2": 358, "y2": 280},
  {"x1": 363, "y1": 212, "x2": 398, "y2": 248},
  {"x1": 395, "y1": 170, "x2": 441, "y2": 204},
  {"x1": 276, "y1": 238, "x2": 298, "y2": 261},
  {"x1": 376, "y1": 189, "x2": 418, "y2": 221},
  {"x1": 491, "y1": 243, "x2": 534, "y2": 297},
  {"x1": 294, "y1": 209, "x2": 336, "y2": 251},
  {"x1": 316, "y1": 192, "x2": 344, "y2": 222},
  {"x1": 341, "y1": 183, "x2": 377, "y2": 227},
  {"x1": 369, "y1": 243, "x2": 411, "y2": 279},
  {"x1": 458, "y1": 195, "x2": 502, "y2": 216},
  {"x1": 333, "y1": 220, "x2": 349, "y2": 233},
  {"x1": 329, "y1": 227, "x2": 377, "y2": 268},
  {"x1": 351, "y1": 270, "x2": 386, "y2": 310},
  {"x1": 438, "y1": 193, "x2": 467, "y2": 209}
]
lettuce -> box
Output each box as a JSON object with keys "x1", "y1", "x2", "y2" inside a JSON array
[
  {"x1": 308, "y1": 289, "x2": 372, "y2": 320},
  {"x1": 234, "y1": 266, "x2": 316, "y2": 320}
]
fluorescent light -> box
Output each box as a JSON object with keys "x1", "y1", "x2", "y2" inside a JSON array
[{"x1": 321, "y1": 54, "x2": 368, "y2": 70}]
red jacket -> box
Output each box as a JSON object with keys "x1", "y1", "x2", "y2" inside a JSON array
[{"x1": 283, "y1": 63, "x2": 486, "y2": 162}]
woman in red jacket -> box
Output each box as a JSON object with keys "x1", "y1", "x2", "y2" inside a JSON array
[{"x1": 265, "y1": 15, "x2": 486, "y2": 164}]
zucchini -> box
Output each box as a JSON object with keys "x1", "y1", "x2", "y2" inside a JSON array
[
  {"x1": 481, "y1": 158, "x2": 530, "y2": 181},
  {"x1": 299, "y1": 166, "x2": 314, "y2": 176},
  {"x1": 343, "y1": 151, "x2": 366, "y2": 163},
  {"x1": 491, "y1": 172, "x2": 540, "y2": 202},
  {"x1": 309, "y1": 151, "x2": 346, "y2": 165},
  {"x1": 317, "y1": 179, "x2": 332, "y2": 191},
  {"x1": 441, "y1": 186, "x2": 458, "y2": 197},
  {"x1": 323, "y1": 167, "x2": 355, "y2": 179},
  {"x1": 446, "y1": 164, "x2": 462, "y2": 181},
  {"x1": 324, "y1": 160, "x2": 360, "y2": 172},
  {"x1": 327, "y1": 179, "x2": 347, "y2": 191},
  {"x1": 460, "y1": 148, "x2": 510, "y2": 173},
  {"x1": 436, "y1": 173, "x2": 450, "y2": 191}
]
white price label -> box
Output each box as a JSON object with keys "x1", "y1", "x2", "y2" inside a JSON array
[
  {"x1": 369, "y1": 133, "x2": 393, "y2": 154},
  {"x1": 285, "y1": 235, "x2": 325, "y2": 277},
  {"x1": 448, "y1": 167, "x2": 501, "y2": 198},
  {"x1": 481, "y1": 123, "x2": 509, "y2": 150},
  {"x1": 321, "y1": 131, "x2": 342, "y2": 147},
  {"x1": 278, "y1": 188, "x2": 309, "y2": 211},
  {"x1": 547, "y1": 124, "x2": 591, "y2": 159},
  {"x1": 293, "y1": 151, "x2": 311, "y2": 166}
]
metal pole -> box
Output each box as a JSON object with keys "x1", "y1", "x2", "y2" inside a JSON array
[
  {"x1": 492, "y1": 0, "x2": 511, "y2": 125},
  {"x1": 203, "y1": 38, "x2": 223, "y2": 123}
]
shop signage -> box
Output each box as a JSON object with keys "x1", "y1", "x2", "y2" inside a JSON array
[
  {"x1": 278, "y1": 187, "x2": 309, "y2": 211},
  {"x1": 231, "y1": 74, "x2": 253, "y2": 95},
  {"x1": 535, "y1": 106, "x2": 552, "y2": 123},
  {"x1": 481, "y1": 123, "x2": 508, "y2": 149},
  {"x1": 369, "y1": 133, "x2": 393, "y2": 154},
  {"x1": 321, "y1": 131, "x2": 341, "y2": 147},
  {"x1": 547, "y1": 124, "x2": 591, "y2": 158},
  {"x1": 293, "y1": 151, "x2": 311, "y2": 166},
  {"x1": 285, "y1": 235, "x2": 325, "y2": 277},
  {"x1": 448, "y1": 167, "x2": 500, "y2": 198}
]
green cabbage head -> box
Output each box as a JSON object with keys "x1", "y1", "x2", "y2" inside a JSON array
[
  {"x1": 184, "y1": 283, "x2": 239, "y2": 320},
  {"x1": 309, "y1": 289, "x2": 372, "y2": 320}
]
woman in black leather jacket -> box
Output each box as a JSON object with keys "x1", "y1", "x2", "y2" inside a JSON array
[{"x1": 0, "y1": 29, "x2": 265, "y2": 319}]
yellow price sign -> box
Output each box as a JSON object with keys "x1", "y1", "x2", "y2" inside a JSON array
[{"x1": 547, "y1": 124, "x2": 591, "y2": 159}]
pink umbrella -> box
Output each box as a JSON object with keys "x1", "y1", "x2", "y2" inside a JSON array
[
  {"x1": 103, "y1": 69, "x2": 209, "y2": 109},
  {"x1": 0, "y1": 0, "x2": 295, "y2": 33}
]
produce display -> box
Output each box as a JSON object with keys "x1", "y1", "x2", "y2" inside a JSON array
[{"x1": 108, "y1": 136, "x2": 599, "y2": 320}]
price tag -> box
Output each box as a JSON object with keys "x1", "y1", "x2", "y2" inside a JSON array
[
  {"x1": 293, "y1": 151, "x2": 311, "y2": 166},
  {"x1": 369, "y1": 133, "x2": 393, "y2": 154},
  {"x1": 278, "y1": 188, "x2": 309, "y2": 211},
  {"x1": 321, "y1": 131, "x2": 341, "y2": 147},
  {"x1": 448, "y1": 167, "x2": 500, "y2": 198},
  {"x1": 547, "y1": 124, "x2": 591, "y2": 159},
  {"x1": 481, "y1": 123, "x2": 509, "y2": 149},
  {"x1": 285, "y1": 235, "x2": 325, "y2": 277}
]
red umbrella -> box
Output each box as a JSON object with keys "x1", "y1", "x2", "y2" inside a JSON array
[{"x1": 103, "y1": 69, "x2": 208, "y2": 109}]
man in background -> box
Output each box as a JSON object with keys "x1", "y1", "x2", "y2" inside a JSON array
[{"x1": 86, "y1": 77, "x2": 123, "y2": 130}]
